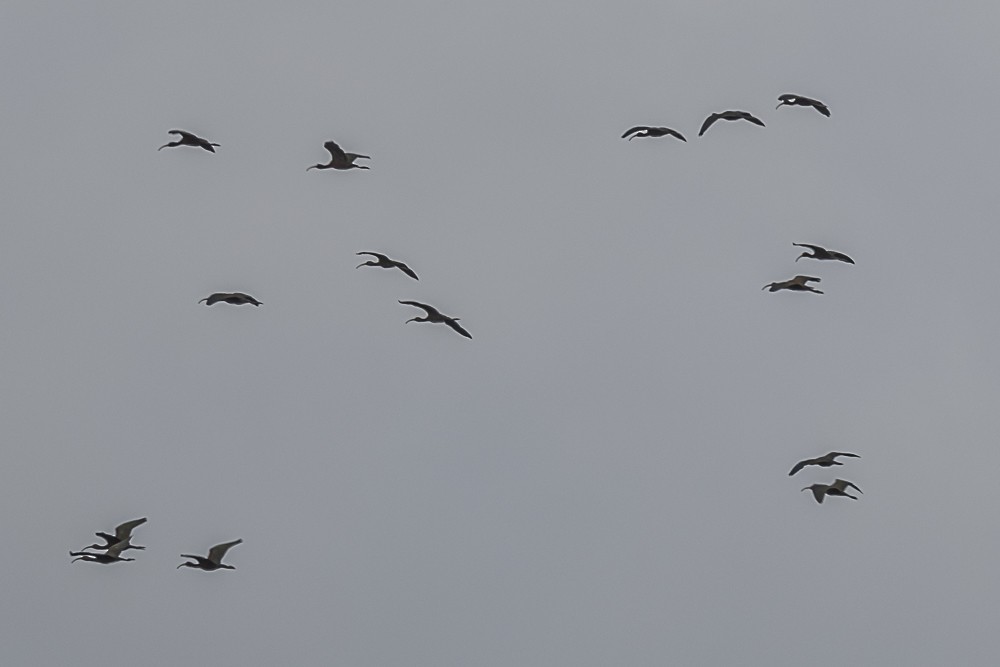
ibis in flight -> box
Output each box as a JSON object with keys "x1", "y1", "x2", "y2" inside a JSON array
[
  {"x1": 776, "y1": 94, "x2": 830, "y2": 117},
  {"x1": 698, "y1": 110, "x2": 765, "y2": 136},
  {"x1": 70, "y1": 540, "x2": 136, "y2": 565},
  {"x1": 307, "y1": 140, "x2": 370, "y2": 171},
  {"x1": 398, "y1": 300, "x2": 471, "y2": 339},
  {"x1": 762, "y1": 275, "x2": 823, "y2": 294},
  {"x1": 793, "y1": 243, "x2": 855, "y2": 264},
  {"x1": 621, "y1": 126, "x2": 687, "y2": 142},
  {"x1": 789, "y1": 452, "x2": 860, "y2": 477},
  {"x1": 356, "y1": 252, "x2": 419, "y2": 280},
  {"x1": 177, "y1": 539, "x2": 243, "y2": 571},
  {"x1": 802, "y1": 479, "x2": 863, "y2": 504},
  {"x1": 158, "y1": 130, "x2": 220, "y2": 153},
  {"x1": 78, "y1": 517, "x2": 147, "y2": 552},
  {"x1": 198, "y1": 292, "x2": 262, "y2": 306}
]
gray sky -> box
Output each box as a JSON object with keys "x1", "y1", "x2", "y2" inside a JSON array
[{"x1": 2, "y1": 1, "x2": 1000, "y2": 665}]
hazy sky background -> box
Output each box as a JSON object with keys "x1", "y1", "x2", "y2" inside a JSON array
[{"x1": 3, "y1": 2, "x2": 1000, "y2": 665}]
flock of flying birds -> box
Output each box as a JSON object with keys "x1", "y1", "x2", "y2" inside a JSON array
[{"x1": 72, "y1": 91, "x2": 854, "y2": 569}]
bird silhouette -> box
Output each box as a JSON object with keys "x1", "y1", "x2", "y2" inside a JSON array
[
  {"x1": 307, "y1": 140, "x2": 370, "y2": 171},
  {"x1": 789, "y1": 452, "x2": 860, "y2": 476},
  {"x1": 698, "y1": 110, "x2": 765, "y2": 136},
  {"x1": 621, "y1": 126, "x2": 687, "y2": 142},
  {"x1": 802, "y1": 479, "x2": 863, "y2": 503},
  {"x1": 158, "y1": 130, "x2": 220, "y2": 152},
  {"x1": 793, "y1": 243, "x2": 855, "y2": 264},
  {"x1": 776, "y1": 94, "x2": 830, "y2": 117},
  {"x1": 198, "y1": 292, "x2": 262, "y2": 306},
  {"x1": 177, "y1": 539, "x2": 243, "y2": 571},
  {"x1": 762, "y1": 275, "x2": 823, "y2": 294},
  {"x1": 356, "y1": 252, "x2": 419, "y2": 280},
  {"x1": 78, "y1": 517, "x2": 147, "y2": 552},
  {"x1": 398, "y1": 300, "x2": 471, "y2": 339},
  {"x1": 70, "y1": 540, "x2": 136, "y2": 564}
]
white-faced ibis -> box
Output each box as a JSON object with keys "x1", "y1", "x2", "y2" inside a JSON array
[
  {"x1": 398, "y1": 300, "x2": 471, "y2": 339},
  {"x1": 356, "y1": 252, "x2": 419, "y2": 280},
  {"x1": 159, "y1": 130, "x2": 220, "y2": 152},
  {"x1": 776, "y1": 94, "x2": 830, "y2": 117},
  {"x1": 307, "y1": 141, "x2": 370, "y2": 171},
  {"x1": 621, "y1": 126, "x2": 687, "y2": 142},
  {"x1": 198, "y1": 292, "x2": 262, "y2": 306},
  {"x1": 802, "y1": 479, "x2": 863, "y2": 503},
  {"x1": 177, "y1": 539, "x2": 243, "y2": 571},
  {"x1": 793, "y1": 243, "x2": 854, "y2": 264},
  {"x1": 70, "y1": 540, "x2": 136, "y2": 564},
  {"x1": 698, "y1": 110, "x2": 765, "y2": 136},
  {"x1": 762, "y1": 275, "x2": 823, "y2": 294},
  {"x1": 79, "y1": 517, "x2": 147, "y2": 552},
  {"x1": 789, "y1": 452, "x2": 860, "y2": 476}
]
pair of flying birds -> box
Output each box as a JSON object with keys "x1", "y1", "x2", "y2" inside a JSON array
[
  {"x1": 763, "y1": 243, "x2": 855, "y2": 294},
  {"x1": 621, "y1": 94, "x2": 829, "y2": 142},
  {"x1": 159, "y1": 131, "x2": 370, "y2": 171},
  {"x1": 69, "y1": 517, "x2": 242, "y2": 570},
  {"x1": 788, "y1": 452, "x2": 863, "y2": 503}
]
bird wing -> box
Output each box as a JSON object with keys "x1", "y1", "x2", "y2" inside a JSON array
[
  {"x1": 357, "y1": 251, "x2": 386, "y2": 261},
  {"x1": 621, "y1": 126, "x2": 649, "y2": 139},
  {"x1": 323, "y1": 141, "x2": 347, "y2": 159},
  {"x1": 395, "y1": 262, "x2": 419, "y2": 280},
  {"x1": 794, "y1": 275, "x2": 821, "y2": 284},
  {"x1": 664, "y1": 128, "x2": 687, "y2": 142},
  {"x1": 744, "y1": 113, "x2": 765, "y2": 127},
  {"x1": 792, "y1": 243, "x2": 823, "y2": 252},
  {"x1": 114, "y1": 517, "x2": 147, "y2": 541},
  {"x1": 207, "y1": 539, "x2": 243, "y2": 564},
  {"x1": 399, "y1": 300, "x2": 439, "y2": 317},
  {"x1": 698, "y1": 114, "x2": 720, "y2": 136},
  {"x1": 831, "y1": 251, "x2": 855, "y2": 264},
  {"x1": 809, "y1": 486, "x2": 827, "y2": 503},
  {"x1": 106, "y1": 540, "x2": 131, "y2": 558},
  {"x1": 788, "y1": 459, "x2": 814, "y2": 476},
  {"x1": 168, "y1": 130, "x2": 188, "y2": 138},
  {"x1": 834, "y1": 479, "x2": 863, "y2": 494},
  {"x1": 813, "y1": 101, "x2": 831, "y2": 117},
  {"x1": 445, "y1": 319, "x2": 472, "y2": 339},
  {"x1": 828, "y1": 452, "x2": 860, "y2": 460}
]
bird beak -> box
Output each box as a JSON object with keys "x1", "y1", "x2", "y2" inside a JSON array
[
  {"x1": 405, "y1": 318, "x2": 416, "y2": 324},
  {"x1": 158, "y1": 145, "x2": 168, "y2": 150},
  {"x1": 775, "y1": 103, "x2": 783, "y2": 109},
  {"x1": 355, "y1": 264, "x2": 365, "y2": 269},
  {"x1": 795, "y1": 256, "x2": 801, "y2": 262}
]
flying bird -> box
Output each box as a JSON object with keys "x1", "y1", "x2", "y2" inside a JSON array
[
  {"x1": 620, "y1": 126, "x2": 687, "y2": 142},
  {"x1": 762, "y1": 275, "x2": 823, "y2": 294},
  {"x1": 793, "y1": 243, "x2": 855, "y2": 264},
  {"x1": 398, "y1": 300, "x2": 471, "y2": 339},
  {"x1": 307, "y1": 140, "x2": 370, "y2": 171},
  {"x1": 158, "y1": 130, "x2": 220, "y2": 152},
  {"x1": 70, "y1": 540, "x2": 136, "y2": 565},
  {"x1": 789, "y1": 452, "x2": 860, "y2": 477},
  {"x1": 698, "y1": 110, "x2": 765, "y2": 136},
  {"x1": 802, "y1": 479, "x2": 863, "y2": 504},
  {"x1": 356, "y1": 252, "x2": 419, "y2": 280},
  {"x1": 79, "y1": 517, "x2": 147, "y2": 552},
  {"x1": 177, "y1": 539, "x2": 243, "y2": 571},
  {"x1": 776, "y1": 94, "x2": 830, "y2": 117},
  {"x1": 198, "y1": 292, "x2": 262, "y2": 306}
]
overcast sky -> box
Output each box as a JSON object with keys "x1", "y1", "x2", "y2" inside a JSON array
[{"x1": 3, "y1": 2, "x2": 1000, "y2": 665}]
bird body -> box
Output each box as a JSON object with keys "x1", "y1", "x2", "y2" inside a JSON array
[
  {"x1": 789, "y1": 452, "x2": 860, "y2": 476},
  {"x1": 356, "y1": 252, "x2": 419, "y2": 280},
  {"x1": 159, "y1": 130, "x2": 220, "y2": 152},
  {"x1": 698, "y1": 110, "x2": 765, "y2": 136},
  {"x1": 621, "y1": 126, "x2": 686, "y2": 142},
  {"x1": 308, "y1": 140, "x2": 370, "y2": 171},
  {"x1": 398, "y1": 300, "x2": 471, "y2": 339},
  {"x1": 793, "y1": 243, "x2": 855, "y2": 264},
  {"x1": 79, "y1": 517, "x2": 147, "y2": 552},
  {"x1": 178, "y1": 539, "x2": 243, "y2": 571},
  {"x1": 762, "y1": 275, "x2": 823, "y2": 294},
  {"x1": 776, "y1": 94, "x2": 830, "y2": 117},
  {"x1": 198, "y1": 292, "x2": 262, "y2": 306},
  {"x1": 802, "y1": 479, "x2": 863, "y2": 503}
]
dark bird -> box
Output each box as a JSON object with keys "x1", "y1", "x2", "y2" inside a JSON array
[
  {"x1": 158, "y1": 130, "x2": 220, "y2": 152},
  {"x1": 793, "y1": 243, "x2": 855, "y2": 264},
  {"x1": 776, "y1": 94, "x2": 830, "y2": 117},
  {"x1": 802, "y1": 479, "x2": 863, "y2": 504},
  {"x1": 177, "y1": 539, "x2": 243, "y2": 571},
  {"x1": 698, "y1": 110, "x2": 765, "y2": 136},
  {"x1": 70, "y1": 540, "x2": 136, "y2": 564},
  {"x1": 198, "y1": 292, "x2": 262, "y2": 306},
  {"x1": 79, "y1": 517, "x2": 147, "y2": 552},
  {"x1": 789, "y1": 452, "x2": 860, "y2": 477},
  {"x1": 398, "y1": 300, "x2": 471, "y2": 339},
  {"x1": 356, "y1": 252, "x2": 419, "y2": 280},
  {"x1": 307, "y1": 140, "x2": 370, "y2": 171},
  {"x1": 621, "y1": 126, "x2": 687, "y2": 142},
  {"x1": 762, "y1": 275, "x2": 823, "y2": 294}
]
